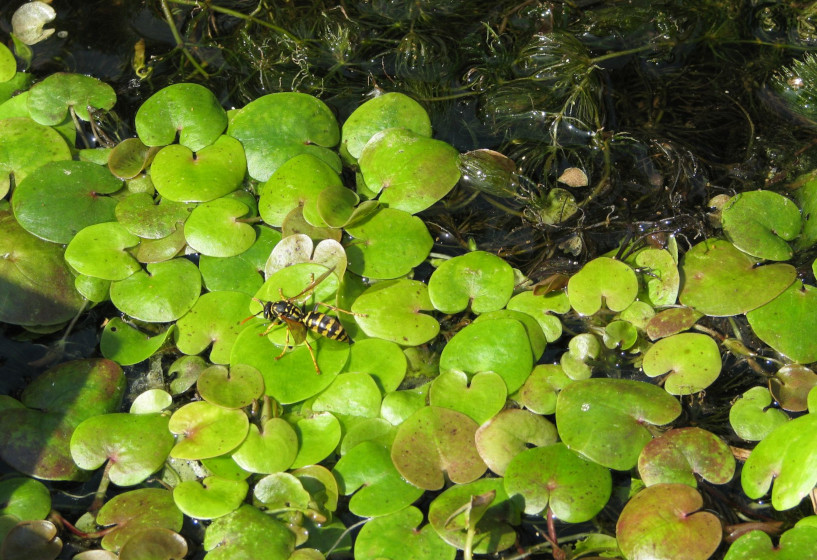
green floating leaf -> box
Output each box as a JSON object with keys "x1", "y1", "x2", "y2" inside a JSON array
[
  {"x1": 555, "y1": 378, "x2": 682, "y2": 471},
  {"x1": 107, "y1": 137, "x2": 155, "y2": 179},
  {"x1": 312, "y1": 373, "x2": 382, "y2": 419},
  {"x1": 747, "y1": 280, "x2": 817, "y2": 364},
  {"x1": 12, "y1": 160, "x2": 122, "y2": 244},
  {"x1": 359, "y1": 128, "x2": 460, "y2": 214},
  {"x1": 642, "y1": 332, "x2": 722, "y2": 395},
  {"x1": 352, "y1": 279, "x2": 440, "y2": 346},
  {"x1": 0, "y1": 117, "x2": 71, "y2": 197},
  {"x1": 115, "y1": 192, "x2": 192, "y2": 240},
  {"x1": 679, "y1": 239, "x2": 795, "y2": 316},
  {"x1": 559, "y1": 333, "x2": 601, "y2": 380},
  {"x1": 428, "y1": 251, "x2": 514, "y2": 314},
  {"x1": 632, "y1": 248, "x2": 680, "y2": 306},
  {"x1": 203, "y1": 504, "x2": 295, "y2": 560},
  {"x1": 110, "y1": 258, "x2": 201, "y2": 322},
  {"x1": 0, "y1": 42, "x2": 15, "y2": 82},
  {"x1": 0, "y1": 211, "x2": 85, "y2": 326},
  {"x1": 254, "y1": 472, "x2": 310, "y2": 510},
  {"x1": 795, "y1": 176, "x2": 817, "y2": 251},
  {"x1": 97, "y1": 488, "x2": 183, "y2": 552},
  {"x1": 200, "y1": 226, "x2": 280, "y2": 295},
  {"x1": 70, "y1": 413, "x2": 174, "y2": 486},
  {"x1": 345, "y1": 338, "x2": 407, "y2": 393},
  {"x1": 345, "y1": 207, "x2": 433, "y2": 279},
  {"x1": 1, "y1": 519, "x2": 62, "y2": 559},
  {"x1": 730, "y1": 386, "x2": 789, "y2": 442},
  {"x1": 341, "y1": 92, "x2": 431, "y2": 162},
  {"x1": 771, "y1": 364, "x2": 817, "y2": 412},
  {"x1": 742, "y1": 412, "x2": 817, "y2": 510},
  {"x1": 228, "y1": 92, "x2": 340, "y2": 181},
  {"x1": 504, "y1": 443, "x2": 611, "y2": 522},
  {"x1": 355, "y1": 507, "x2": 454, "y2": 560},
  {"x1": 290, "y1": 412, "x2": 342, "y2": 469},
  {"x1": 430, "y1": 370, "x2": 507, "y2": 425},
  {"x1": 27, "y1": 72, "x2": 116, "y2": 124},
  {"x1": 724, "y1": 527, "x2": 817, "y2": 560},
  {"x1": 0, "y1": 478, "x2": 51, "y2": 520},
  {"x1": 646, "y1": 307, "x2": 702, "y2": 340},
  {"x1": 168, "y1": 401, "x2": 249, "y2": 460},
  {"x1": 135, "y1": 83, "x2": 228, "y2": 151},
  {"x1": 100, "y1": 318, "x2": 174, "y2": 366},
  {"x1": 391, "y1": 406, "x2": 486, "y2": 490},
  {"x1": 130, "y1": 388, "x2": 173, "y2": 414},
  {"x1": 637, "y1": 427, "x2": 735, "y2": 487},
  {"x1": 506, "y1": 289, "x2": 569, "y2": 343},
  {"x1": 184, "y1": 197, "x2": 256, "y2": 257},
  {"x1": 721, "y1": 190, "x2": 801, "y2": 261},
  {"x1": 427, "y1": 478, "x2": 518, "y2": 554},
  {"x1": 197, "y1": 364, "x2": 264, "y2": 409},
  {"x1": 64, "y1": 222, "x2": 141, "y2": 281},
  {"x1": 151, "y1": 135, "x2": 246, "y2": 203},
  {"x1": 616, "y1": 484, "x2": 721, "y2": 560},
  {"x1": 333, "y1": 441, "x2": 424, "y2": 517},
  {"x1": 516, "y1": 364, "x2": 572, "y2": 416},
  {"x1": 232, "y1": 418, "x2": 298, "y2": 474},
  {"x1": 475, "y1": 408, "x2": 557, "y2": 476},
  {"x1": 230, "y1": 327, "x2": 346, "y2": 404},
  {"x1": 567, "y1": 257, "x2": 638, "y2": 316},
  {"x1": 258, "y1": 153, "x2": 344, "y2": 227},
  {"x1": 439, "y1": 319, "x2": 533, "y2": 393},
  {"x1": 0, "y1": 358, "x2": 124, "y2": 480},
  {"x1": 176, "y1": 291, "x2": 256, "y2": 364}
]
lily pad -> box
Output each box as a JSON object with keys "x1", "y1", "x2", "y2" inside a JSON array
[
  {"x1": 646, "y1": 307, "x2": 702, "y2": 340},
  {"x1": 290, "y1": 412, "x2": 342, "y2": 468},
  {"x1": 110, "y1": 258, "x2": 201, "y2": 322},
  {"x1": 107, "y1": 137, "x2": 156, "y2": 179},
  {"x1": 567, "y1": 257, "x2": 638, "y2": 316},
  {"x1": 724, "y1": 526, "x2": 817, "y2": 560},
  {"x1": 176, "y1": 291, "x2": 257, "y2": 364},
  {"x1": 0, "y1": 478, "x2": 51, "y2": 520},
  {"x1": 0, "y1": 210, "x2": 85, "y2": 326},
  {"x1": 151, "y1": 135, "x2": 246, "y2": 202},
  {"x1": 227, "y1": 92, "x2": 340, "y2": 181},
  {"x1": 358, "y1": 127, "x2": 460, "y2": 214},
  {"x1": 27, "y1": 72, "x2": 116, "y2": 125},
  {"x1": 196, "y1": 364, "x2": 264, "y2": 409},
  {"x1": 742, "y1": 411, "x2": 817, "y2": 510},
  {"x1": 70, "y1": 413, "x2": 174, "y2": 486},
  {"x1": 0, "y1": 359, "x2": 124, "y2": 480},
  {"x1": 135, "y1": 83, "x2": 228, "y2": 151},
  {"x1": 504, "y1": 443, "x2": 612, "y2": 522},
  {"x1": 747, "y1": 280, "x2": 817, "y2": 364},
  {"x1": 770, "y1": 364, "x2": 817, "y2": 412},
  {"x1": 729, "y1": 386, "x2": 789, "y2": 442},
  {"x1": 115, "y1": 192, "x2": 192, "y2": 240},
  {"x1": 345, "y1": 207, "x2": 433, "y2": 279},
  {"x1": 439, "y1": 318, "x2": 533, "y2": 393},
  {"x1": 199, "y1": 226, "x2": 280, "y2": 295},
  {"x1": 333, "y1": 441, "x2": 424, "y2": 517},
  {"x1": 0, "y1": 43, "x2": 14, "y2": 83},
  {"x1": 391, "y1": 406, "x2": 486, "y2": 490},
  {"x1": 184, "y1": 197, "x2": 256, "y2": 257},
  {"x1": 721, "y1": 190, "x2": 801, "y2": 261},
  {"x1": 345, "y1": 338, "x2": 407, "y2": 393},
  {"x1": 258, "y1": 153, "x2": 344, "y2": 227},
  {"x1": 679, "y1": 239, "x2": 796, "y2": 316},
  {"x1": 428, "y1": 251, "x2": 514, "y2": 314},
  {"x1": 341, "y1": 92, "x2": 432, "y2": 161},
  {"x1": 168, "y1": 401, "x2": 249, "y2": 460},
  {"x1": 12, "y1": 160, "x2": 123, "y2": 244},
  {"x1": 354, "y1": 507, "x2": 454, "y2": 560},
  {"x1": 506, "y1": 289, "x2": 569, "y2": 343},
  {"x1": 637, "y1": 427, "x2": 735, "y2": 487},
  {"x1": 100, "y1": 318, "x2": 174, "y2": 366},
  {"x1": 429, "y1": 370, "x2": 507, "y2": 424},
  {"x1": 475, "y1": 408, "x2": 558, "y2": 476},
  {"x1": 616, "y1": 483, "x2": 722, "y2": 560},
  {"x1": 555, "y1": 378, "x2": 682, "y2": 470},
  {"x1": 253, "y1": 472, "x2": 310, "y2": 510},
  {"x1": 312, "y1": 373, "x2": 382, "y2": 419},
  {"x1": 516, "y1": 363, "x2": 573, "y2": 415},
  {"x1": 118, "y1": 528, "x2": 188, "y2": 560},
  {"x1": 559, "y1": 333, "x2": 601, "y2": 380},
  {"x1": 0, "y1": 519, "x2": 62, "y2": 560},
  {"x1": 632, "y1": 248, "x2": 681, "y2": 306},
  {"x1": 96, "y1": 488, "x2": 183, "y2": 552},
  {"x1": 642, "y1": 332, "x2": 722, "y2": 395},
  {"x1": 231, "y1": 418, "x2": 298, "y2": 474},
  {"x1": 203, "y1": 504, "x2": 295, "y2": 560},
  {"x1": 0, "y1": 117, "x2": 71, "y2": 196},
  {"x1": 427, "y1": 478, "x2": 519, "y2": 554},
  {"x1": 64, "y1": 222, "x2": 141, "y2": 281},
  {"x1": 352, "y1": 279, "x2": 440, "y2": 346}
]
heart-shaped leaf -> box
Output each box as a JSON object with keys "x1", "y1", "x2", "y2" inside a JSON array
[
  {"x1": 391, "y1": 406, "x2": 486, "y2": 490},
  {"x1": 354, "y1": 507, "x2": 454, "y2": 560},
  {"x1": 642, "y1": 332, "x2": 722, "y2": 395},
  {"x1": 110, "y1": 258, "x2": 201, "y2": 322},
  {"x1": 27, "y1": 72, "x2": 116, "y2": 124},
  {"x1": 115, "y1": 192, "x2": 192, "y2": 240},
  {"x1": 231, "y1": 418, "x2": 298, "y2": 474},
  {"x1": 175, "y1": 291, "x2": 255, "y2": 364},
  {"x1": 475, "y1": 409, "x2": 557, "y2": 476},
  {"x1": 747, "y1": 280, "x2": 817, "y2": 364},
  {"x1": 567, "y1": 257, "x2": 638, "y2": 316},
  {"x1": 96, "y1": 488, "x2": 183, "y2": 552},
  {"x1": 0, "y1": 478, "x2": 51, "y2": 520},
  {"x1": 616, "y1": 484, "x2": 721, "y2": 560},
  {"x1": 637, "y1": 427, "x2": 735, "y2": 487},
  {"x1": 555, "y1": 378, "x2": 682, "y2": 470},
  {"x1": 70, "y1": 413, "x2": 174, "y2": 486},
  {"x1": 729, "y1": 386, "x2": 789, "y2": 442},
  {"x1": 724, "y1": 526, "x2": 817, "y2": 560},
  {"x1": 428, "y1": 251, "x2": 514, "y2": 314},
  {"x1": 196, "y1": 364, "x2": 264, "y2": 409},
  {"x1": 168, "y1": 401, "x2": 249, "y2": 460},
  {"x1": 311, "y1": 373, "x2": 382, "y2": 419},
  {"x1": 64, "y1": 222, "x2": 141, "y2": 281},
  {"x1": 0, "y1": 117, "x2": 71, "y2": 198},
  {"x1": 352, "y1": 279, "x2": 440, "y2": 346},
  {"x1": 429, "y1": 370, "x2": 507, "y2": 424},
  {"x1": 184, "y1": 197, "x2": 256, "y2": 257},
  {"x1": 203, "y1": 504, "x2": 295, "y2": 559},
  {"x1": 100, "y1": 318, "x2": 175, "y2": 366},
  {"x1": 721, "y1": 190, "x2": 801, "y2": 261}
]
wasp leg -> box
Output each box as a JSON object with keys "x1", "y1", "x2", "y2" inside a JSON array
[
  {"x1": 274, "y1": 325, "x2": 291, "y2": 359},
  {"x1": 304, "y1": 338, "x2": 320, "y2": 374},
  {"x1": 313, "y1": 302, "x2": 368, "y2": 317},
  {"x1": 260, "y1": 322, "x2": 279, "y2": 336}
]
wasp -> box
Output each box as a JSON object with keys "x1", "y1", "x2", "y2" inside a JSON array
[{"x1": 243, "y1": 266, "x2": 363, "y2": 374}]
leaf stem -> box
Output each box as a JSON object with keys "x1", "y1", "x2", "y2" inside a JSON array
[{"x1": 159, "y1": 0, "x2": 210, "y2": 78}]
